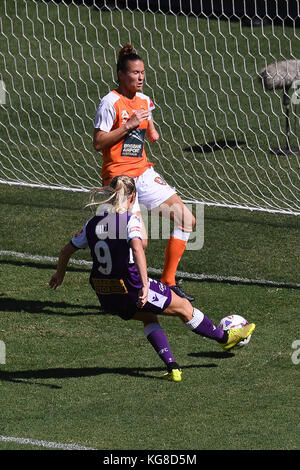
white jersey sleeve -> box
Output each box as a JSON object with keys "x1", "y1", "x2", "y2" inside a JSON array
[
  {"x1": 136, "y1": 92, "x2": 155, "y2": 120},
  {"x1": 127, "y1": 214, "x2": 143, "y2": 242},
  {"x1": 94, "y1": 92, "x2": 118, "y2": 131}
]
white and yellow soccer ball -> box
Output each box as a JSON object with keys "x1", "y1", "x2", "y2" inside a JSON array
[{"x1": 218, "y1": 314, "x2": 252, "y2": 348}]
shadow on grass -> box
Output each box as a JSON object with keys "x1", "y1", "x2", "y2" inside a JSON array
[
  {"x1": 188, "y1": 351, "x2": 235, "y2": 359},
  {"x1": 0, "y1": 258, "x2": 90, "y2": 273},
  {"x1": 0, "y1": 295, "x2": 102, "y2": 317},
  {"x1": 183, "y1": 139, "x2": 246, "y2": 154},
  {"x1": 0, "y1": 363, "x2": 218, "y2": 388}
]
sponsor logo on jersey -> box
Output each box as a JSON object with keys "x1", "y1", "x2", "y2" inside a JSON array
[
  {"x1": 121, "y1": 128, "x2": 146, "y2": 158},
  {"x1": 121, "y1": 110, "x2": 130, "y2": 120}
]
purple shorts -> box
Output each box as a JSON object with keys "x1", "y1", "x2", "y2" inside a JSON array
[{"x1": 94, "y1": 277, "x2": 172, "y2": 321}]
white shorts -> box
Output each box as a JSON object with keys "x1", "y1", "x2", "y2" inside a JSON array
[{"x1": 132, "y1": 167, "x2": 176, "y2": 212}]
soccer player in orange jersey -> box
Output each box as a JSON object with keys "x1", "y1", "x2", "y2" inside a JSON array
[{"x1": 93, "y1": 43, "x2": 195, "y2": 301}]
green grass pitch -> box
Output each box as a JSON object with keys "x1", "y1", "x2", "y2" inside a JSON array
[
  {"x1": 0, "y1": 185, "x2": 299, "y2": 451},
  {"x1": 0, "y1": 0, "x2": 299, "y2": 452}
]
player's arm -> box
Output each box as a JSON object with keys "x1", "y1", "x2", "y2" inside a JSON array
[
  {"x1": 93, "y1": 126, "x2": 129, "y2": 152},
  {"x1": 146, "y1": 118, "x2": 159, "y2": 142},
  {"x1": 130, "y1": 237, "x2": 149, "y2": 308},
  {"x1": 49, "y1": 242, "x2": 78, "y2": 290},
  {"x1": 134, "y1": 211, "x2": 148, "y2": 251},
  {"x1": 93, "y1": 109, "x2": 149, "y2": 152}
]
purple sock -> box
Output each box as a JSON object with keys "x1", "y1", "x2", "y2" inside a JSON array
[
  {"x1": 145, "y1": 323, "x2": 175, "y2": 366},
  {"x1": 186, "y1": 308, "x2": 225, "y2": 342}
]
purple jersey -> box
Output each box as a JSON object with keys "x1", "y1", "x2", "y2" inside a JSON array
[
  {"x1": 71, "y1": 210, "x2": 143, "y2": 288},
  {"x1": 71, "y1": 210, "x2": 172, "y2": 320}
]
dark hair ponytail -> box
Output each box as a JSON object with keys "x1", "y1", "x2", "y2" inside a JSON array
[{"x1": 117, "y1": 43, "x2": 142, "y2": 74}]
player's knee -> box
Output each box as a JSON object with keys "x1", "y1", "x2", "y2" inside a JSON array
[
  {"x1": 190, "y1": 213, "x2": 196, "y2": 230},
  {"x1": 181, "y1": 211, "x2": 196, "y2": 233},
  {"x1": 142, "y1": 238, "x2": 148, "y2": 250},
  {"x1": 169, "y1": 297, "x2": 193, "y2": 322},
  {"x1": 180, "y1": 298, "x2": 193, "y2": 322}
]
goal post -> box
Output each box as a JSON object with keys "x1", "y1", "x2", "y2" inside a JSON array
[{"x1": 0, "y1": 0, "x2": 300, "y2": 214}]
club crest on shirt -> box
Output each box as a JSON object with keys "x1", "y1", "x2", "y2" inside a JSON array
[{"x1": 154, "y1": 176, "x2": 167, "y2": 185}]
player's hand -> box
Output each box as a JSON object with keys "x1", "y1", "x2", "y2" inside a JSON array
[
  {"x1": 126, "y1": 109, "x2": 149, "y2": 130},
  {"x1": 49, "y1": 272, "x2": 64, "y2": 290},
  {"x1": 147, "y1": 129, "x2": 159, "y2": 142},
  {"x1": 146, "y1": 118, "x2": 159, "y2": 142},
  {"x1": 136, "y1": 285, "x2": 148, "y2": 309}
]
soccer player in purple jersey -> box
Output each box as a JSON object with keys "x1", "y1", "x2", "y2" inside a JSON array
[{"x1": 49, "y1": 175, "x2": 255, "y2": 382}]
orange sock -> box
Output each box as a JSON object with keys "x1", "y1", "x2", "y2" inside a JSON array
[{"x1": 160, "y1": 236, "x2": 187, "y2": 286}]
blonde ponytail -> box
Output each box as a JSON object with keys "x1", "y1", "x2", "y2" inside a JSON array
[{"x1": 86, "y1": 175, "x2": 136, "y2": 214}]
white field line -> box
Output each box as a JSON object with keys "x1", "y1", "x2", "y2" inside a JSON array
[
  {"x1": 0, "y1": 434, "x2": 96, "y2": 450},
  {"x1": 2, "y1": 179, "x2": 300, "y2": 215},
  {"x1": 1, "y1": 250, "x2": 299, "y2": 289}
]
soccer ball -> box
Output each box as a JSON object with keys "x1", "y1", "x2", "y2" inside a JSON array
[{"x1": 218, "y1": 314, "x2": 252, "y2": 348}]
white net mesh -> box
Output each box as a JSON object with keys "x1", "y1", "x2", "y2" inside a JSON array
[{"x1": 0, "y1": 0, "x2": 300, "y2": 213}]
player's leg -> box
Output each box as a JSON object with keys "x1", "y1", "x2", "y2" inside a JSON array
[
  {"x1": 95, "y1": 287, "x2": 181, "y2": 381},
  {"x1": 136, "y1": 168, "x2": 196, "y2": 301},
  {"x1": 163, "y1": 291, "x2": 255, "y2": 350},
  {"x1": 162, "y1": 292, "x2": 226, "y2": 342},
  {"x1": 132, "y1": 310, "x2": 181, "y2": 382},
  {"x1": 155, "y1": 193, "x2": 196, "y2": 301}
]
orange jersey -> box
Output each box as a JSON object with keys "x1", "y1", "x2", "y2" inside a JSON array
[{"x1": 94, "y1": 90, "x2": 155, "y2": 184}]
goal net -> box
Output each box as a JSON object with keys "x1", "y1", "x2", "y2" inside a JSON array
[{"x1": 1, "y1": 0, "x2": 300, "y2": 214}]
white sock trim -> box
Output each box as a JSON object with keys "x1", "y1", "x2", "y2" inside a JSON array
[
  {"x1": 144, "y1": 322, "x2": 162, "y2": 337},
  {"x1": 172, "y1": 227, "x2": 191, "y2": 242},
  {"x1": 185, "y1": 308, "x2": 204, "y2": 330}
]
